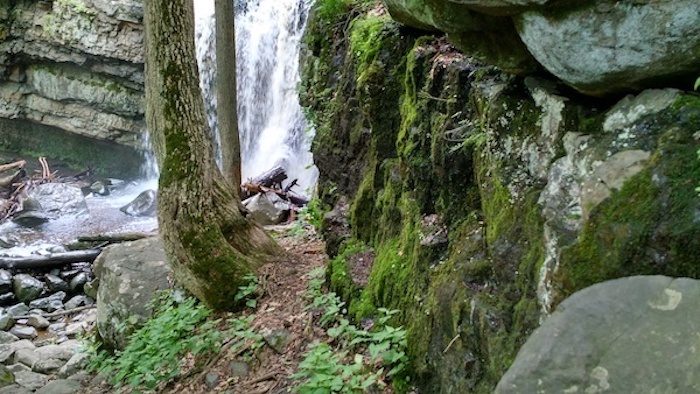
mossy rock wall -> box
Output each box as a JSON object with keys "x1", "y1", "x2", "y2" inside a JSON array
[{"x1": 301, "y1": 2, "x2": 700, "y2": 392}]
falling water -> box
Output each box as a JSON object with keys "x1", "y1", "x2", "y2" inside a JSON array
[{"x1": 195, "y1": 0, "x2": 318, "y2": 197}]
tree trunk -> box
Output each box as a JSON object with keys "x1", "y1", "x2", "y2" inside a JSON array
[
  {"x1": 216, "y1": 0, "x2": 242, "y2": 190},
  {"x1": 144, "y1": 0, "x2": 281, "y2": 310}
]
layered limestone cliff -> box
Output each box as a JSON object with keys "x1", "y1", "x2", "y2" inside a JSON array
[
  {"x1": 0, "y1": 0, "x2": 145, "y2": 178},
  {"x1": 301, "y1": 2, "x2": 700, "y2": 392}
]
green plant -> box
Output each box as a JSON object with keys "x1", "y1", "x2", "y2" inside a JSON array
[
  {"x1": 234, "y1": 274, "x2": 261, "y2": 308},
  {"x1": 294, "y1": 269, "x2": 409, "y2": 393},
  {"x1": 694, "y1": 77, "x2": 700, "y2": 91},
  {"x1": 85, "y1": 290, "x2": 263, "y2": 392}
]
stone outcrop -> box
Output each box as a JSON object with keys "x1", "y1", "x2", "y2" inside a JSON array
[
  {"x1": 382, "y1": 0, "x2": 700, "y2": 95},
  {"x1": 0, "y1": 0, "x2": 146, "y2": 178},
  {"x1": 497, "y1": 276, "x2": 700, "y2": 393},
  {"x1": 93, "y1": 237, "x2": 170, "y2": 350},
  {"x1": 301, "y1": 4, "x2": 700, "y2": 392}
]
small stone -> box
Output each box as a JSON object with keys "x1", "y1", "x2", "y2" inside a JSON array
[
  {"x1": 26, "y1": 315, "x2": 50, "y2": 330},
  {"x1": 0, "y1": 312, "x2": 14, "y2": 331},
  {"x1": 0, "y1": 332, "x2": 18, "y2": 345},
  {"x1": 6, "y1": 303, "x2": 29, "y2": 318},
  {"x1": 0, "y1": 385, "x2": 31, "y2": 394},
  {"x1": 0, "y1": 271, "x2": 12, "y2": 294},
  {"x1": 0, "y1": 293, "x2": 15, "y2": 306},
  {"x1": 228, "y1": 361, "x2": 249, "y2": 378},
  {"x1": 58, "y1": 352, "x2": 88, "y2": 378},
  {"x1": 12, "y1": 275, "x2": 44, "y2": 303},
  {"x1": 64, "y1": 322, "x2": 87, "y2": 337},
  {"x1": 204, "y1": 372, "x2": 219, "y2": 389},
  {"x1": 89, "y1": 181, "x2": 109, "y2": 196},
  {"x1": 83, "y1": 280, "x2": 98, "y2": 299},
  {"x1": 5, "y1": 363, "x2": 31, "y2": 373},
  {"x1": 69, "y1": 273, "x2": 88, "y2": 293},
  {"x1": 13, "y1": 370, "x2": 48, "y2": 391},
  {"x1": 33, "y1": 358, "x2": 66, "y2": 374},
  {"x1": 44, "y1": 275, "x2": 70, "y2": 293},
  {"x1": 48, "y1": 323, "x2": 67, "y2": 333},
  {"x1": 14, "y1": 348, "x2": 39, "y2": 368},
  {"x1": 10, "y1": 327, "x2": 37, "y2": 340},
  {"x1": 28, "y1": 297, "x2": 64, "y2": 313},
  {"x1": 35, "y1": 379, "x2": 82, "y2": 394},
  {"x1": 64, "y1": 295, "x2": 86, "y2": 310},
  {"x1": 262, "y1": 330, "x2": 291, "y2": 354}
]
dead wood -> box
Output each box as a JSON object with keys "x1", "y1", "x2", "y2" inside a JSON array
[{"x1": 0, "y1": 249, "x2": 102, "y2": 270}]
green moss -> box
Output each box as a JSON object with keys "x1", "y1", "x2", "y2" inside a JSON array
[{"x1": 326, "y1": 239, "x2": 369, "y2": 308}]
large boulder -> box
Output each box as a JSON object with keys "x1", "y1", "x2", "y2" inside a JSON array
[
  {"x1": 497, "y1": 276, "x2": 700, "y2": 393},
  {"x1": 93, "y1": 237, "x2": 170, "y2": 350},
  {"x1": 383, "y1": 0, "x2": 538, "y2": 73},
  {"x1": 243, "y1": 192, "x2": 290, "y2": 225},
  {"x1": 24, "y1": 183, "x2": 88, "y2": 217},
  {"x1": 515, "y1": 1, "x2": 700, "y2": 95}
]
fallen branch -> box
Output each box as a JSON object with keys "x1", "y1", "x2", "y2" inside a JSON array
[
  {"x1": 14, "y1": 304, "x2": 95, "y2": 320},
  {"x1": 77, "y1": 233, "x2": 154, "y2": 243},
  {"x1": 0, "y1": 160, "x2": 26, "y2": 173},
  {"x1": 0, "y1": 249, "x2": 102, "y2": 270}
]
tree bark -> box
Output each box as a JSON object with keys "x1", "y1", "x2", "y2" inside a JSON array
[
  {"x1": 144, "y1": 0, "x2": 281, "y2": 310},
  {"x1": 216, "y1": 0, "x2": 242, "y2": 190}
]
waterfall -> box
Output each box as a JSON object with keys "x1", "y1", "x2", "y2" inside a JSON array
[{"x1": 195, "y1": 0, "x2": 318, "y2": 197}]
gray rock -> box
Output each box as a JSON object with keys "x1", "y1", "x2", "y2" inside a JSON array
[
  {"x1": 35, "y1": 379, "x2": 82, "y2": 394},
  {"x1": 89, "y1": 180, "x2": 109, "y2": 196},
  {"x1": 243, "y1": 192, "x2": 291, "y2": 225},
  {"x1": 25, "y1": 183, "x2": 88, "y2": 217},
  {"x1": 26, "y1": 315, "x2": 50, "y2": 330},
  {"x1": 496, "y1": 276, "x2": 700, "y2": 393},
  {"x1": 58, "y1": 352, "x2": 87, "y2": 379},
  {"x1": 0, "y1": 271, "x2": 12, "y2": 294},
  {"x1": 0, "y1": 312, "x2": 14, "y2": 331},
  {"x1": 119, "y1": 189, "x2": 157, "y2": 217},
  {"x1": 12, "y1": 275, "x2": 45, "y2": 303},
  {"x1": 11, "y1": 211, "x2": 51, "y2": 227},
  {"x1": 0, "y1": 365, "x2": 12, "y2": 389},
  {"x1": 94, "y1": 237, "x2": 171, "y2": 350},
  {"x1": 6, "y1": 304, "x2": 29, "y2": 318},
  {"x1": 33, "y1": 358, "x2": 66, "y2": 374},
  {"x1": 0, "y1": 294, "x2": 15, "y2": 306},
  {"x1": 204, "y1": 372, "x2": 219, "y2": 389},
  {"x1": 228, "y1": 361, "x2": 249, "y2": 378},
  {"x1": 63, "y1": 323, "x2": 88, "y2": 338},
  {"x1": 48, "y1": 323, "x2": 67, "y2": 334},
  {"x1": 44, "y1": 275, "x2": 70, "y2": 293},
  {"x1": 64, "y1": 296, "x2": 86, "y2": 311},
  {"x1": 262, "y1": 329, "x2": 291, "y2": 354},
  {"x1": 29, "y1": 294, "x2": 65, "y2": 312},
  {"x1": 83, "y1": 280, "x2": 98, "y2": 300},
  {"x1": 13, "y1": 370, "x2": 48, "y2": 391},
  {"x1": 0, "y1": 385, "x2": 30, "y2": 394},
  {"x1": 68, "y1": 273, "x2": 88, "y2": 293},
  {"x1": 14, "y1": 348, "x2": 39, "y2": 369},
  {"x1": 516, "y1": 1, "x2": 700, "y2": 95},
  {"x1": 0, "y1": 332, "x2": 18, "y2": 345},
  {"x1": 9, "y1": 327, "x2": 37, "y2": 340},
  {"x1": 5, "y1": 363, "x2": 30, "y2": 373}
]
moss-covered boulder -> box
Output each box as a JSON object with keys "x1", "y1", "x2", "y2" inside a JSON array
[{"x1": 302, "y1": 1, "x2": 700, "y2": 392}]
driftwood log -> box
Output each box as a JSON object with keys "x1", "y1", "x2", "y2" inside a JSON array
[
  {"x1": 0, "y1": 249, "x2": 102, "y2": 270},
  {"x1": 240, "y1": 166, "x2": 309, "y2": 206},
  {"x1": 78, "y1": 232, "x2": 154, "y2": 243}
]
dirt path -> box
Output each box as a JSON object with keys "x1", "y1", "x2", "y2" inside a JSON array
[{"x1": 165, "y1": 226, "x2": 329, "y2": 394}]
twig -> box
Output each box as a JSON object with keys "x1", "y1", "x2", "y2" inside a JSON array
[
  {"x1": 248, "y1": 371, "x2": 280, "y2": 385},
  {"x1": 14, "y1": 304, "x2": 95, "y2": 320},
  {"x1": 443, "y1": 333, "x2": 460, "y2": 354},
  {"x1": 196, "y1": 339, "x2": 250, "y2": 382}
]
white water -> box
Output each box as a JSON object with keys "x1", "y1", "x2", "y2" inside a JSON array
[{"x1": 195, "y1": 0, "x2": 318, "y2": 197}]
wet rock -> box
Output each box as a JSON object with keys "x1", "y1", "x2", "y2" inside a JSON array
[
  {"x1": 0, "y1": 271, "x2": 12, "y2": 294},
  {"x1": 119, "y1": 189, "x2": 157, "y2": 217},
  {"x1": 43, "y1": 275, "x2": 70, "y2": 293},
  {"x1": 11, "y1": 211, "x2": 51, "y2": 228},
  {"x1": 9, "y1": 327, "x2": 36, "y2": 341},
  {"x1": 26, "y1": 316, "x2": 50, "y2": 330},
  {"x1": 94, "y1": 237, "x2": 170, "y2": 350},
  {"x1": 64, "y1": 295, "x2": 86, "y2": 311},
  {"x1": 497, "y1": 276, "x2": 700, "y2": 393},
  {"x1": 321, "y1": 197, "x2": 351, "y2": 258},
  {"x1": 28, "y1": 294, "x2": 65, "y2": 313},
  {"x1": 25, "y1": 183, "x2": 88, "y2": 218},
  {"x1": 89, "y1": 181, "x2": 110, "y2": 196},
  {"x1": 35, "y1": 379, "x2": 82, "y2": 394},
  {"x1": 69, "y1": 273, "x2": 88, "y2": 293},
  {"x1": 12, "y1": 275, "x2": 44, "y2": 304},
  {"x1": 83, "y1": 279, "x2": 98, "y2": 300}
]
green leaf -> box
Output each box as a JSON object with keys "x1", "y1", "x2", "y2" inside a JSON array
[{"x1": 695, "y1": 77, "x2": 700, "y2": 91}]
